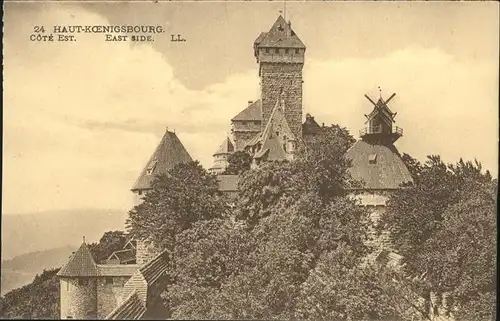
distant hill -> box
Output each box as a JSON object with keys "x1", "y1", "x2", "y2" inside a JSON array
[
  {"x1": 1, "y1": 208, "x2": 127, "y2": 260},
  {"x1": 1, "y1": 246, "x2": 76, "y2": 295}
]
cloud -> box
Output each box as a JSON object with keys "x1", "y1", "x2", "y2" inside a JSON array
[{"x1": 3, "y1": 4, "x2": 497, "y2": 214}]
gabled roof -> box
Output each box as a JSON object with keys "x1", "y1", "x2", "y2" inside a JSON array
[
  {"x1": 132, "y1": 130, "x2": 193, "y2": 191},
  {"x1": 255, "y1": 15, "x2": 305, "y2": 49},
  {"x1": 107, "y1": 249, "x2": 137, "y2": 264},
  {"x1": 57, "y1": 242, "x2": 99, "y2": 277},
  {"x1": 111, "y1": 249, "x2": 170, "y2": 320},
  {"x1": 248, "y1": 95, "x2": 295, "y2": 161},
  {"x1": 105, "y1": 291, "x2": 146, "y2": 320},
  {"x1": 213, "y1": 137, "x2": 235, "y2": 156},
  {"x1": 302, "y1": 113, "x2": 322, "y2": 136},
  {"x1": 231, "y1": 100, "x2": 262, "y2": 122},
  {"x1": 345, "y1": 140, "x2": 414, "y2": 190}
]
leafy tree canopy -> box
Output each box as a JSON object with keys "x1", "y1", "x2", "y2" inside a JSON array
[
  {"x1": 126, "y1": 161, "x2": 229, "y2": 250},
  {"x1": 224, "y1": 151, "x2": 252, "y2": 175},
  {"x1": 380, "y1": 155, "x2": 496, "y2": 319}
]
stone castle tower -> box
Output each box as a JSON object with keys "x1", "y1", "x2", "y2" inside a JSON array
[{"x1": 254, "y1": 15, "x2": 305, "y2": 140}]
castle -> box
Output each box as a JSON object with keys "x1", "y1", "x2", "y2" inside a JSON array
[{"x1": 58, "y1": 15, "x2": 413, "y2": 320}]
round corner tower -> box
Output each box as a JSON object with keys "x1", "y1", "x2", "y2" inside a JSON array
[{"x1": 57, "y1": 241, "x2": 98, "y2": 319}]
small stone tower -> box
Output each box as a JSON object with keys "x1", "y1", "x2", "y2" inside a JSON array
[
  {"x1": 57, "y1": 238, "x2": 99, "y2": 320},
  {"x1": 209, "y1": 136, "x2": 235, "y2": 174},
  {"x1": 254, "y1": 15, "x2": 306, "y2": 140}
]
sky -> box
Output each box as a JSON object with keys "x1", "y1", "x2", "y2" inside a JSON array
[{"x1": 2, "y1": 1, "x2": 499, "y2": 215}]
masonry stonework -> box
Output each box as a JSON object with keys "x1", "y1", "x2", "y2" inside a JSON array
[
  {"x1": 60, "y1": 277, "x2": 98, "y2": 319},
  {"x1": 136, "y1": 239, "x2": 160, "y2": 266},
  {"x1": 96, "y1": 276, "x2": 130, "y2": 319},
  {"x1": 260, "y1": 62, "x2": 303, "y2": 139}
]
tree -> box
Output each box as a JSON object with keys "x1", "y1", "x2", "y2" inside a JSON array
[
  {"x1": 88, "y1": 230, "x2": 128, "y2": 263},
  {"x1": 224, "y1": 151, "x2": 252, "y2": 175},
  {"x1": 126, "y1": 161, "x2": 228, "y2": 251},
  {"x1": 379, "y1": 156, "x2": 496, "y2": 319},
  {"x1": 0, "y1": 268, "x2": 60, "y2": 319}
]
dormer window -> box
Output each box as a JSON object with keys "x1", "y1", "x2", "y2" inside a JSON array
[
  {"x1": 146, "y1": 160, "x2": 157, "y2": 175},
  {"x1": 369, "y1": 154, "x2": 377, "y2": 164}
]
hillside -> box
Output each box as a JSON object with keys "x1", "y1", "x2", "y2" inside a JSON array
[
  {"x1": 1, "y1": 208, "x2": 127, "y2": 260},
  {"x1": 1, "y1": 246, "x2": 76, "y2": 295}
]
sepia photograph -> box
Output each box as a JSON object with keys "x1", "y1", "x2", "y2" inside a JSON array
[{"x1": 1, "y1": 0, "x2": 498, "y2": 320}]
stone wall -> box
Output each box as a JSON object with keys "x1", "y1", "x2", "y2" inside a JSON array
[
  {"x1": 260, "y1": 62, "x2": 303, "y2": 139},
  {"x1": 60, "y1": 277, "x2": 97, "y2": 319},
  {"x1": 96, "y1": 276, "x2": 130, "y2": 319},
  {"x1": 232, "y1": 128, "x2": 260, "y2": 151},
  {"x1": 136, "y1": 239, "x2": 160, "y2": 266}
]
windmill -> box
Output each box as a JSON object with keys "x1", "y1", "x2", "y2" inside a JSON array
[{"x1": 360, "y1": 89, "x2": 403, "y2": 143}]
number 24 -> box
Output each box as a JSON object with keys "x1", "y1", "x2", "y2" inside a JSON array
[{"x1": 34, "y1": 26, "x2": 45, "y2": 33}]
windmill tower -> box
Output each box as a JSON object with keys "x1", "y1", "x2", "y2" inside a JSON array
[
  {"x1": 360, "y1": 91, "x2": 403, "y2": 145},
  {"x1": 345, "y1": 90, "x2": 414, "y2": 257}
]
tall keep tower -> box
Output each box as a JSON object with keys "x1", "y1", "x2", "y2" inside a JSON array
[{"x1": 254, "y1": 15, "x2": 306, "y2": 139}]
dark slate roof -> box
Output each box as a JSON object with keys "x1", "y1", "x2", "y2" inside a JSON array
[
  {"x1": 217, "y1": 175, "x2": 240, "y2": 192},
  {"x1": 214, "y1": 137, "x2": 235, "y2": 156},
  {"x1": 105, "y1": 291, "x2": 146, "y2": 320},
  {"x1": 231, "y1": 100, "x2": 262, "y2": 122},
  {"x1": 57, "y1": 242, "x2": 99, "y2": 277},
  {"x1": 110, "y1": 249, "x2": 170, "y2": 320},
  {"x1": 107, "y1": 249, "x2": 136, "y2": 264},
  {"x1": 132, "y1": 130, "x2": 193, "y2": 191},
  {"x1": 139, "y1": 250, "x2": 169, "y2": 285},
  {"x1": 255, "y1": 15, "x2": 305, "y2": 49},
  {"x1": 302, "y1": 113, "x2": 323, "y2": 136},
  {"x1": 345, "y1": 140, "x2": 414, "y2": 190}
]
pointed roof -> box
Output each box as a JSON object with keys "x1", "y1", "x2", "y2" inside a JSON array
[
  {"x1": 302, "y1": 113, "x2": 323, "y2": 136},
  {"x1": 255, "y1": 15, "x2": 305, "y2": 49},
  {"x1": 132, "y1": 130, "x2": 193, "y2": 191},
  {"x1": 57, "y1": 241, "x2": 99, "y2": 277},
  {"x1": 213, "y1": 137, "x2": 235, "y2": 156},
  {"x1": 345, "y1": 140, "x2": 414, "y2": 190},
  {"x1": 247, "y1": 95, "x2": 295, "y2": 161},
  {"x1": 231, "y1": 100, "x2": 262, "y2": 122}
]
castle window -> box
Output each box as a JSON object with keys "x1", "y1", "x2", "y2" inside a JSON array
[
  {"x1": 105, "y1": 277, "x2": 114, "y2": 285},
  {"x1": 275, "y1": 48, "x2": 279, "y2": 54},
  {"x1": 146, "y1": 160, "x2": 157, "y2": 175},
  {"x1": 78, "y1": 278, "x2": 89, "y2": 286},
  {"x1": 369, "y1": 154, "x2": 377, "y2": 164},
  {"x1": 295, "y1": 49, "x2": 300, "y2": 54},
  {"x1": 265, "y1": 48, "x2": 270, "y2": 53},
  {"x1": 285, "y1": 48, "x2": 289, "y2": 54},
  {"x1": 67, "y1": 317, "x2": 73, "y2": 319},
  {"x1": 66, "y1": 280, "x2": 69, "y2": 291},
  {"x1": 138, "y1": 190, "x2": 143, "y2": 196}
]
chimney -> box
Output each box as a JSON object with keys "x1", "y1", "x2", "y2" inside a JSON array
[{"x1": 322, "y1": 123, "x2": 325, "y2": 128}]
